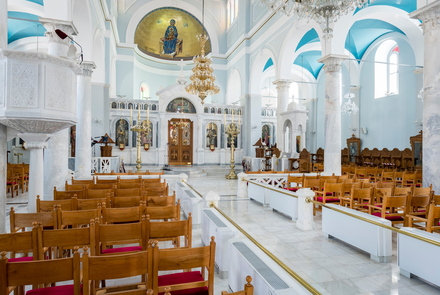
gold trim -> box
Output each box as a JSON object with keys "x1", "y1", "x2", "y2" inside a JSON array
[
  {"x1": 306, "y1": 198, "x2": 440, "y2": 248},
  {"x1": 246, "y1": 180, "x2": 298, "y2": 198},
  {"x1": 211, "y1": 203, "x2": 321, "y2": 295}
]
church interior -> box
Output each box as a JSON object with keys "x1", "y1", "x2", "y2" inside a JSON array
[{"x1": 1, "y1": 0, "x2": 440, "y2": 294}]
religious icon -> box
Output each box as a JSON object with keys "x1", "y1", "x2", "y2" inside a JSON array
[
  {"x1": 262, "y1": 125, "x2": 270, "y2": 146},
  {"x1": 161, "y1": 19, "x2": 183, "y2": 57},
  {"x1": 140, "y1": 120, "x2": 153, "y2": 151},
  {"x1": 206, "y1": 123, "x2": 217, "y2": 151},
  {"x1": 116, "y1": 119, "x2": 129, "y2": 148}
]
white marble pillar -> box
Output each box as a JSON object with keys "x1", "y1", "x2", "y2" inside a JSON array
[
  {"x1": 75, "y1": 62, "x2": 95, "y2": 178},
  {"x1": 0, "y1": 124, "x2": 6, "y2": 233},
  {"x1": 411, "y1": 2, "x2": 440, "y2": 191},
  {"x1": 242, "y1": 94, "x2": 262, "y2": 157},
  {"x1": 274, "y1": 80, "x2": 292, "y2": 149},
  {"x1": 0, "y1": 0, "x2": 7, "y2": 50},
  {"x1": 41, "y1": 19, "x2": 77, "y2": 199},
  {"x1": 318, "y1": 55, "x2": 347, "y2": 176},
  {"x1": 19, "y1": 134, "x2": 50, "y2": 213},
  {"x1": 296, "y1": 188, "x2": 316, "y2": 231}
]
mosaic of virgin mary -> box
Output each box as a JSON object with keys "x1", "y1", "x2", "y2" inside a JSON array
[{"x1": 161, "y1": 19, "x2": 182, "y2": 57}]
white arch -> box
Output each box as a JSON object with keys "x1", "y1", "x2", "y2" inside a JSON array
[
  {"x1": 249, "y1": 47, "x2": 277, "y2": 94},
  {"x1": 277, "y1": 18, "x2": 323, "y2": 80},
  {"x1": 72, "y1": 0, "x2": 93, "y2": 59},
  {"x1": 92, "y1": 28, "x2": 106, "y2": 83},
  {"x1": 125, "y1": 0, "x2": 220, "y2": 55},
  {"x1": 226, "y1": 68, "x2": 242, "y2": 104},
  {"x1": 331, "y1": 6, "x2": 423, "y2": 65}
]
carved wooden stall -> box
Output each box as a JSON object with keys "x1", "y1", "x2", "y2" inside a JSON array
[
  {"x1": 347, "y1": 135, "x2": 360, "y2": 164},
  {"x1": 410, "y1": 131, "x2": 423, "y2": 170}
]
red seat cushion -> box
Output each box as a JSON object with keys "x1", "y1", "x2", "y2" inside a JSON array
[
  {"x1": 316, "y1": 196, "x2": 339, "y2": 203},
  {"x1": 27, "y1": 285, "x2": 78, "y2": 295},
  {"x1": 372, "y1": 212, "x2": 403, "y2": 221},
  {"x1": 285, "y1": 187, "x2": 299, "y2": 192},
  {"x1": 158, "y1": 271, "x2": 208, "y2": 295},
  {"x1": 9, "y1": 256, "x2": 33, "y2": 263},
  {"x1": 7, "y1": 182, "x2": 17, "y2": 185},
  {"x1": 102, "y1": 246, "x2": 142, "y2": 254}
]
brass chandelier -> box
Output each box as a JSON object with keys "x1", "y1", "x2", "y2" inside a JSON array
[{"x1": 185, "y1": 0, "x2": 220, "y2": 104}]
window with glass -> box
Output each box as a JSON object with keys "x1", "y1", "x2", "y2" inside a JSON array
[{"x1": 227, "y1": 0, "x2": 238, "y2": 28}]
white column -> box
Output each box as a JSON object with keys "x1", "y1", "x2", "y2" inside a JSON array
[
  {"x1": 0, "y1": 124, "x2": 6, "y2": 233},
  {"x1": 75, "y1": 62, "x2": 95, "y2": 178},
  {"x1": 0, "y1": 0, "x2": 7, "y2": 50},
  {"x1": 41, "y1": 18, "x2": 77, "y2": 199},
  {"x1": 19, "y1": 134, "x2": 50, "y2": 213},
  {"x1": 318, "y1": 55, "x2": 347, "y2": 176},
  {"x1": 296, "y1": 188, "x2": 316, "y2": 231},
  {"x1": 242, "y1": 94, "x2": 262, "y2": 157},
  {"x1": 273, "y1": 80, "x2": 292, "y2": 150},
  {"x1": 411, "y1": 1, "x2": 440, "y2": 191},
  {"x1": 197, "y1": 117, "x2": 204, "y2": 164}
]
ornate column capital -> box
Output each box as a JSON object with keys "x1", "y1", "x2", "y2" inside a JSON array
[
  {"x1": 318, "y1": 54, "x2": 348, "y2": 73},
  {"x1": 273, "y1": 79, "x2": 293, "y2": 92},
  {"x1": 18, "y1": 133, "x2": 51, "y2": 149},
  {"x1": 38, "y1": 18, "x2": 78, "y2": 46},
  {"x1": 410, "y1": 1, "x2": 440, "y2": 34},
  {"x1": 79, "y1": 61, "x2": 96, "y2": 77}
]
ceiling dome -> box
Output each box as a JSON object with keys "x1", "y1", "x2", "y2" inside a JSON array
[{"x1": 134, "y1": 7, "x2": 211, "y2": 61}]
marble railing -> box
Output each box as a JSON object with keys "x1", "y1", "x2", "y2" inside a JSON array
[{"x1": 68, "y1": 157, "x2": 121, "y2": 174}]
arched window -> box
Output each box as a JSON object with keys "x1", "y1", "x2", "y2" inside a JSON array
[
  {"x1": 227, "y1": 0, "x2": 238, "y2": 28},
  {"x1": 204, "y1": 107, "x2": 209, "y2": 113},
  {"x1": 140, "y1": 82, "x2": 150, "y2": 100},
  {"x1": 375, "y1": 40, "x2": 399, "y2": 98}
]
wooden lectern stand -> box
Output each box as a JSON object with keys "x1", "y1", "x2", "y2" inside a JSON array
[{"x1": 98, "y1": 133, "x2": 115, "y2": 157}]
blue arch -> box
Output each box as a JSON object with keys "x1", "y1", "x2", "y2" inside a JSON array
[{"x1": 8, "y1": 11, "x2": 46, "y2": 44}]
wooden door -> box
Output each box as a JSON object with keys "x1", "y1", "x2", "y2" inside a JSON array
[{"x1": 168, "y1": 119, "x2": 193, "y2": 165}]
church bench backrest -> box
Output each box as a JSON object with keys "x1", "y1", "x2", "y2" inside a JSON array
[
  {"x1": 10, "y1": 207, "x2": 57, "y2": 233},
  {"x1": 57, "y1": 206, "x2": 101, "y2": 229},
  {"x1": 112, "y1": 196, "x2": 144, "y2": 208},
  {"x1": 54, "y1": 187, "x2": 87, "y2": 200},
  {"x1": 77, "y1": 197, "x2": 109, "y2": 210},
  {"x1": 71, "y1": 177, "x2": 95, "y2": 185},
  {"x1": 115, "y1": 188, "x2": 142, "y2": 197},
  {"x1": 0, "y1": 223, "x2": 38, "y2": 260},
  {"x1": 102, "y1": 204, "x2": 145, "y2": 224},
  {"x1": 145, "y1": 193, "x2": 176, "y2": 207},
  {"x1": 221, "y1": 276, "x2": 254, "y2": 295},
  {"x1": 65, "y1": 183, "x2": 90, "y2": 191},
  {"x1": 87, "y1": 188, "x2": 114, "y2": 199},
  {"x1": 143, "y1": 201, "x2": 180, "y2": 221},
  {"x1": 146, "y1": 214, "x2": 191, "y2": 248},
  {"x1": 37, "y1": 195, "x2": 75, "y2": 212}
]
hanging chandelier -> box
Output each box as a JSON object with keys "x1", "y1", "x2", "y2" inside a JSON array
[
  {"x1": 185, "y1": 0, "x2": 220, "y2": 105},
  {"x1": 342, "y1": 92, "x2": 359, "y2": 116},
  {"x1": 260, "y1": 0, "x2": 370, "y2": 38}
]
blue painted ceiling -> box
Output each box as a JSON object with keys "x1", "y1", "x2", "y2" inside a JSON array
[
  {"x1": 26, "y1": 0, "x2": 44, "y2": 5},
  {"x1": 345, "y1": 19, "x2": 404, "y2": 60},
  {"x1": 293, "y1": 51, "x2": 323, "y2": 79},
  {"x1": 8, "y1": 11, "x2": 46, "y2": 44},
  {"x1": 263, "y1": 58, "x2": 274, "y2": 72},
  {"x1": 295, "y1": 29, "x2": 320, "y2": 52},
  {"x1": 354, "y1": 0, "x2": 416, "y2": 14}
]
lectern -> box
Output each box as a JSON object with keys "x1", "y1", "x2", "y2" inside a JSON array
[{"x1": 98, "y1": 133, "x2": 115, "y2": 157}]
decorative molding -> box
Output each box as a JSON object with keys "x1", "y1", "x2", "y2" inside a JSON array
[
  {"x1": 10, "y1": 63, "x2": 38, "y2": 108},
  {"x1": 18, "y1": 133, "x2": 51, "y2": 149},
  {"x1": 79, "y1": 61, "x2": 96, "y2": 77},
  {"x1": 45, "y1": 65, "x2": 70, "y2": 111},
  {"x1": 0, "y1": 49, "x2": 82, "y2": 75},
  {"x1": 273, "y1": 79, "x2": 293, "y2": 92},
  {"x1": 0, "y1": 119, "x2": 73, "y2": 134},
  {"x1": 318, "y1": 54, "x2": 348, "y2": 73},
  {"x1": 38, "y1": 18, "x2": 78, "y2": 46},
  {"x1": 410, "y1": 2, "x2": 440, "y2": 34}
]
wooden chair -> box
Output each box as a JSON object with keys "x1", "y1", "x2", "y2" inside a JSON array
[
  {"x1": 112, "y1": 196, "x2": 144, "y2": 208},
  {"x1": 71, "y1": 177, "x2": 95, "y2": 185},
  {"x1": 432, "y1": 194, "x2": 440, "y2": 205},
  {"x1": 402, "y1": 172, "x2": 416, "y2": 187},
  {"x1": 119, "y1": 176, "x2": 143, "y2": 184},
  {"x1": 361, "y1": 181, "x2": 377, "y2": 189},
  {"x1": 144, "y1": 202, "x2": 180, "y2": 221},
  {"x1": 96, "y1": 176, "x2": 119, "y2": 184},
  {"x1": 82, "y1": 248, "x2": 153, "y2": 295},
  {"x1": 414, "y1": 169, "x2": 423, "y2": 187},
  {"x1": 10, "y1": 207, "x2": 57, "y2": 233},
  {"x1": 0, "y1": 247, "x2": 82, "y2": 295},
  {"x1": 340, "y1": 187, "x2": 371, "y2": 211},
  {"x1": 54, "y1": 187, "x2": 87, "y2": 200},
  {"x1": 76, "y1": 197, "x2": 109, "y2": 211},
  {"x1": 407, "y1": 202, "x2": 440, "y2": 233},
  {"x1": 314, "y1": 182, "x2": 343, "y2": 215},
  {"x1": 142, "y1": 184, "x2": 169, "y2": 197},
  {"x1": 57, "y1": 207, "x2": 101, "y2": 229},
  {"x1": 381, "y1": 171, "x2": 396, "y2": 182},
  {"x1": 372, "y1": 187, "x2": 393, "y2": 205},
  {"x1": 36, "y1": 195, "x2": 75, "y2": 212},
  {"x1": 146, "y1": 214, "x2": 192, "y2": 248},
  {"x1": 394, "y1": 186, "x2": 412, "y2": 196},
  {"x1": 35, "y1": 221, "x2": 96, "y2": 259},
  {"x1": 11, "y1": 166, "x2": 27, "y2": 194},
  {"x1": 404, "y1": 192, "x2": 431, "y2": 227},
  {"x1": 0, "y1": 224, "x2": 38, "y2": 295},
  {"x1": 0, "y1": 222, "x2": 38, "y2": 263},
  {"x1": 142, "y1": 177, "x2": 162, "y2": 185},
  {"x1": 412, "y1": 184, "x2": 432, "y2": 197},
  {"x1": 283, "y1": 174, "x2": 304, "y2": 192},
  {"x1": 221, "y1": 276, "x2": 253, "y2": 295},
  {"x1": 117, "y1": 182, "x2": 142, "y2": 189},
  {"x1": 145, "y1": 194, "x2": 176, "y2": 207},
  {"x1": 366, "y1": 168, "x2": 379, "y2": 182},
  {"x1": 6, "y1": 169, "x2": 19, "y2": 198},
  {"x1": 150, "y1": 238, "x2": 216, "y2": 295},
  {"x1": 394, "y1": 171, "x2": 405, "y2": 187},
  {"x1": 102, "y1": 204, "x2": 145, "y2": 224},
  {"x1": 65, "y1": 183, "x2": 89, "y2": 191},
  {"x1": 303, "y1": 178, "x2": 321, "y2": 191},
  {"x1": 96, "y1": 220, "x2": 147, "y2": 256},
  {"x1": 115, "y1": 188, "x2": 142, "y2": 197},
  {"x1": 355, "y1": 168, "x2": 367, "y2": 179},
  {"x1": 342, "y1": 181, "x2": 361, "y2": 196},
  {"x1": 368, "y1": 193, "x2": 407, "y2": 226},
  {"x1": 87, "y1": 189, "x2": 114, "y2": 199},
  {"x1": 90, "y1": 183, "x2": 116, "y2": 190}
]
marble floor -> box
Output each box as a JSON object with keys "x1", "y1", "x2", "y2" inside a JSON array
[{"x1": 5, "y1": 165, "x2": 440, "y2": 295}]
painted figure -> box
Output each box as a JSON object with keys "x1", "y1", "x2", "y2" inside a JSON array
[{"x1": 164, "y1": 19, "x2": 178, "y2": 55}]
